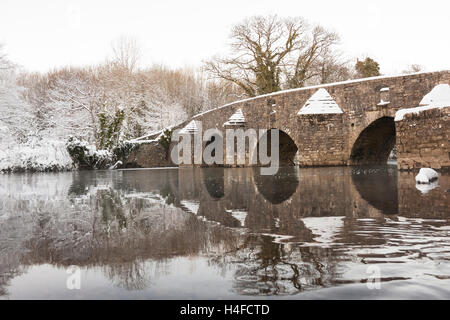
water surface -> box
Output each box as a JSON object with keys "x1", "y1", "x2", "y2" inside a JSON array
[{"x1": 0, "y1": 166, "x2": 449, "y2": 299}]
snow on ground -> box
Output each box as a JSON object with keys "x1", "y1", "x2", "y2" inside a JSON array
[
  {"x1": 0, "y1": 140, "x2": 73, "y2": 172},
  {"x1": 301, "y1": 216, "x2": 345, "y2": 244},
  {"x1": 415, "y1": 168, "x2": 439, "y2": 184},
  {"x1": 395, "y1": 84, "x2": 450, "y2": 121},
  {"x1": 297, "y1": 88, "x2": 343, "y2": 115}
]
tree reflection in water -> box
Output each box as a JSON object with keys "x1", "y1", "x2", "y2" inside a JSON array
[
  {"x1": 209, "y1": 234, "x2": 342, "y2": 296},
  {"x1": 0, "y1": 166, "x2": 449, "y2": 298}
]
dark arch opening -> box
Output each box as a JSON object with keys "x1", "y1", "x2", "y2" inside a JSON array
[
  {"x1": 202, "y1": 167, "x2": 225, "y2": 200},
  {"x1": 204, "y1": 133, "x2": 224, "y2": 167},
  {"x1": 350, "y1": 117, "x2": 396, "y2": 165},
  {"x1": 253, "y1": 166, "x2": 299, "y2": 204},
  {"x1": 257, "y1": 129, "x2": 298, "y2": 166}
]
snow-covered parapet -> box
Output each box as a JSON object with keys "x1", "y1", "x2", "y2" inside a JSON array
[
  {"x1": 419, "y1": 84, "x2": 450, "y2": 107},
  {"x1": 224, "y1": 108, "x2": 246, "y2": 126},
  {"x1": 415, "y1": 168, "x2": 439, "y2": 184},
  {"x1": 180, "y1": 120, "x2": 199, "y2": 134},
  {"x1": 395, "y1": 84, "x2": 450, "y2": 121},
  {"x1": 298, "y1": 88, "x2": 343, "y2": 115}
]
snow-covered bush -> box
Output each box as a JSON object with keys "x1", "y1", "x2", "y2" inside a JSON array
[
  {"x1": 66, "y1": 136, "x2": 113, "y2": 170},
  {"x1": 66, "y1": 136, "x2": 140, "y2": 170},
  {"x1": 0, "y1": 139, "x2": 73, "y2": 172},
  {"x1": 158, "y1": 128, "x2": 173, "y2": 159},
  {"x1": 112, "y1": 140, "x2": 138, "y2": 162}
]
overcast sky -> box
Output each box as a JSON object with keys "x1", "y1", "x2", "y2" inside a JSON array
[{"x1": 1, "y1": 0, "x2": 449, "y2": 74}]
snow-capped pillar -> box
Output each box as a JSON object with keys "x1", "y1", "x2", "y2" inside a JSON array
[
  {"x1": 179, "y1": 120, "x2": 202, "y2": 167},
  {"x1": 223, "y1": 109, "x2": 249, "y2": 167},
  {"x1": 296, "y1": 88, "x2": 347, "y2": 166}
]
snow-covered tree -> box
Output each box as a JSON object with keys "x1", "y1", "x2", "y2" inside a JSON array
[{"x1": 0, "y1": 46, "x2": 34, "y2": 145}]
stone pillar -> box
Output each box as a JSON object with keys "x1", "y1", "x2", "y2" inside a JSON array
[{"x1": 396, "y1": 107, "x2": 449, "y2": 171}]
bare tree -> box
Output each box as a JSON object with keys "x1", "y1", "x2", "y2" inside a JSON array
[
  {"x1": 204, "y1": 15, "x2": 305, "y2": 96},
  {"x1": 313, "y1": 51, "x2": 353, "y2": 84},
  {"x1": 110, "y1": 36, "x2": 142, "y2": 72},
  {"x1": 0, "y1": 46, "x2": 34, "y2": 144},
  {"x1": 285, "y1": 26, "x2": 340, "y2": 88},
  {"x1": 402, "y1": 64, "x2": 423, "y2": 74},
  {"x1": 0, "y1": 44, "x2": 14, "y2": 70},
  {"x1": 204, "y1": 16, "x2": 348, "y2": 95}
]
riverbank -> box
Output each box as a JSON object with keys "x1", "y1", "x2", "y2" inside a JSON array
[{"x1": 0, "y1": 140, "x2": 74, "y2": 173}]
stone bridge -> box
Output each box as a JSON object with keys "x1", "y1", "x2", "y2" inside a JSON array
[{"x1": 126, "y1": 70, "x2": 450, "y2": 171}]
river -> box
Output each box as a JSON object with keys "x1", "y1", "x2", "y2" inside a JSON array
[{"x1": 0, "y1": 165, "x2": 449, "y2": 299}]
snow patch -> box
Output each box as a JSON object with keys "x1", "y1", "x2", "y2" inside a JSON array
[
  {"x1": 419, "y1": 84, "x2": 450, "y2": 107},
  {"x1": 298, "y1": 88, "x2": 343, "y2": 115},
  {"x1": 109, "y1": 160, "x2": 123, "y2": 170},
  {"x1": 377, "y1": 100, "x2": 390, "y2": 106},
  {"x1": 302, "y1": 216, "x2": 344, "y2": 243},
  {"x1": 415, "y1": 180, "x2": 439, "y2": 194},
  {"x1": 224, "y1": 109, "x2": 246, "y2": 126},
  {"x1": 395, "y1": 84, "x2": 450, "y2": 121},
  {"x1": 0, "y1": 139, "x2": 73, "y2": 172},
  {"x1": 226, "y1": 209, "x2": 248, "y2": 227},
  {"x1": 415, "y1": 168, "x2": 438, "y2": 184},
  {"x1": 180, "y1": 200, "x2": 200, "y2": 215},
  {"x1": 180, "y1": 120, "x2": 199, "y2": 134},
  {"x1": 262, "y1": 233, "x2": 294, "y2": 244}
]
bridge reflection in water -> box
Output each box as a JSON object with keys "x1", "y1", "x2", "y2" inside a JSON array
[{"x1": 0, "y1": 166, "x2": 449, "y2": 299}]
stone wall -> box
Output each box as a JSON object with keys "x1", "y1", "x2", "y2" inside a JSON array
[
  {"x1": 297, "y1": 114, "x2": 347, "y2": 166},
  {"x1": 124, "y1": 142, "x2": 174, "y2": 168},
  {"x1": 396, "y1": 107, "x2": 449, "y2": 171}
]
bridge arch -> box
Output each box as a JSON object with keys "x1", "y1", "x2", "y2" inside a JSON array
[
  {"x1": 350, "y1": 116, "x2": 396, "y2": 165},
  {"x1": 204, "y1": 131, "x2": 224, "y2": 166},
  {"x1": 253, "y1": 166, "x2": 299, "y2": 204},
  {"x1": 202, "y1": 167, "x2": 225, "y2": 199},
  {"x1": 256, "y1": 129, "x2": 299, "y2": 166}
]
